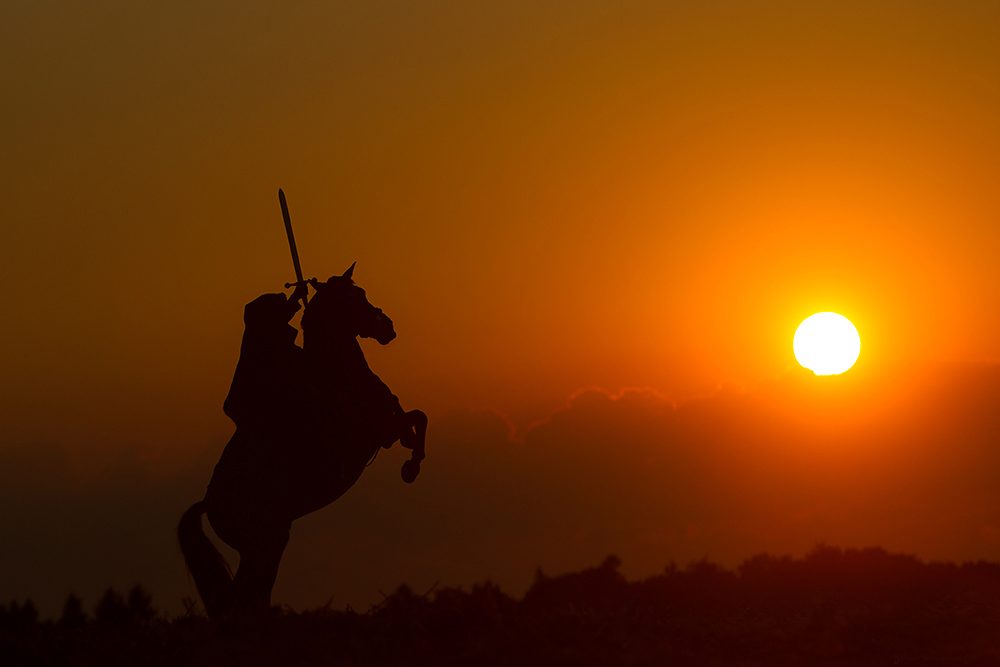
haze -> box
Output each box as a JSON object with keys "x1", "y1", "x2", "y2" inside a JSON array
[{"x1": 3, "y1": 1, "x2": 1000, "y2": 615}]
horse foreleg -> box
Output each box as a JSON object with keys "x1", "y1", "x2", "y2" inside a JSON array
[
  {"x1": 400, "y1": 409, "x2": 427, "y2": 483},
  {"x1": 399, "y1": 409, "x2": 427, "y2": 451}
]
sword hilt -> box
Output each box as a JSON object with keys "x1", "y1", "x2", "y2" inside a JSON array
[
  {"x1": 284, "y1": 278, "x2": 317, "y2": 289},
  {"x1": 285, "y1": 278, "x2": 317, "y2": 308}
]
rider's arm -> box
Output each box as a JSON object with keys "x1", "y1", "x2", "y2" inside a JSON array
[{"x1": 288, "y1": 281, "x2": 309, "y2": 311}]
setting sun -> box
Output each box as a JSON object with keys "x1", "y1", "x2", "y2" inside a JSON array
[{"x1": 793, "y1": 312, "x2": 861, "y2": 375}]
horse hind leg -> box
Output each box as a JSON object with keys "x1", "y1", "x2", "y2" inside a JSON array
[{"x1": 229, "y1": 525, "x2": 291, "y2": 615}]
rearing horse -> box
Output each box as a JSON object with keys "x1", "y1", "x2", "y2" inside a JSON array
[{"x1": 178, "y1": 264, "x2": 426, "y2": 617}]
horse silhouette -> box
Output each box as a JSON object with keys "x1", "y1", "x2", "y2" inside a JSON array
[{"x1": 178, "y1": 263, "x2": 426, "y2": 617}]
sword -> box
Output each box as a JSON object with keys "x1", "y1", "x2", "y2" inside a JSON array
[{"x1": 278, "y1": 188, "x2": 314, "y2": 305}]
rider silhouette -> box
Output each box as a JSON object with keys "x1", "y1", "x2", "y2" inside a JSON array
[{"x1": 221, "y1": 285, "x2": 307, "y2": 434}]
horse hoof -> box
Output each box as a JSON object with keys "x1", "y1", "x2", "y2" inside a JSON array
[{"x1": 401, "y1": 460, "x2": 419, "y2": 483}]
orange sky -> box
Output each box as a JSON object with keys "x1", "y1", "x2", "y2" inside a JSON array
[{"x1": 4, "y1": 1, "x2": 1000, "y2": 615}]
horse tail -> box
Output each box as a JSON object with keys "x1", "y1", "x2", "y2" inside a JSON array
[{"x1": 178, "y1": 501, "x2": 232, "y2": 618}]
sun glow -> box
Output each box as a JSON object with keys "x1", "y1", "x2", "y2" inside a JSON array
[{"x1": 793, "y1": 312, "x2": 861, "y2": 375}]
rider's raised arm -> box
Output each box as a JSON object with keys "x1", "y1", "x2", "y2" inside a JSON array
[{"x1": 289, "y1": 280, "x2": 309, "y2": 308}]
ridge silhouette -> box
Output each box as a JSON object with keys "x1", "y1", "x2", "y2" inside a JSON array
[
  {"x1": 179, "y1": 263, "x2": 427, "y2": 618},
  {"x1": 8, "y1": 547, "x2": 1000, "y2": 664}
]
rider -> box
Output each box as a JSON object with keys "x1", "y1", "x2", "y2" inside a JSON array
[{"x1": 221, "y1": 283, "x2": 308, "y2": 433}]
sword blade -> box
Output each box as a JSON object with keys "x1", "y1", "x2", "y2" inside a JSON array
[{"x1": 278, "y1": 188, "x2": 305, "y2": 285}]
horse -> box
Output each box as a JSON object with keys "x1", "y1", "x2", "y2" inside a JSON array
[{"x1": 178, "y1": 263, "x2": 427, "y2": 617}]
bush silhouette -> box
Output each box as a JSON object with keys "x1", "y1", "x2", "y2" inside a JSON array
[
  {"x1": 0, "y1": 599, "x2": 38, "y2": 631},
  {"x1": 3, "y1": 546, "x2": 1000, "y2": 665},
  {"x1": 523, "y1": 555, "x2": 628, "y2": 614},
  {"x1": 94, "y1": 588, "x2": 130, "y2": 627},
  {"x1": 57, "y1": 594, "x2": 86, "y2": 631},
  {"x1": 126, "y1": 585, "x2": 156, "y2": 623}
]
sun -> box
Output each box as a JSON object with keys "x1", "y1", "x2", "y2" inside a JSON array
[{"x1": 793, "y1": 312, "x2": 861, "y2": 375}]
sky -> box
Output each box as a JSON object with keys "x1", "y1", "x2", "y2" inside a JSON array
[{"x1": 3, "y1": 0, "x2": 1000, "y2": 616}]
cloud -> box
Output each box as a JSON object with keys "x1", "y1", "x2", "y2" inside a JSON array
[
  {"x1": 274, "y1": 363, "x2": 1000, "y2": 610},
  {"x1": 4, "y1": 363, "x2": 1000, "y2": 616}
]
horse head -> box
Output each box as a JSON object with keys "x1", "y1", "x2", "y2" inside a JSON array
[{"x1": 301, "y1": 263, "x2": 396, "y2": 345}]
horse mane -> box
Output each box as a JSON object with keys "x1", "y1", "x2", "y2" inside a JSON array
[{"x1": 300, "y1": 276, "x2": 355, "y2": 331}]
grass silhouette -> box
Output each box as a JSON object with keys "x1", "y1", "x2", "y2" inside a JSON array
[{"x1": 3, "y1": 544, "x2": 1000, "y2": 665}]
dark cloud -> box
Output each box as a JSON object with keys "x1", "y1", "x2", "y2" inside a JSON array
[{"x1": 3, "y1": 363, "x2": 1000, "y2": 616}]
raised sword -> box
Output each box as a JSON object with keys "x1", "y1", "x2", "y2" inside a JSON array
[{"x1": 278, "y1": 188, "x2": 315, "y2": 305}]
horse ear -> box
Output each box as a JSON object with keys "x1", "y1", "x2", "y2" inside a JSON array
[{"x1": 342, "y1": 262, "x2": 356, "y2": 279}]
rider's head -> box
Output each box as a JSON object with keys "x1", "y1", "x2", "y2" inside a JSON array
[{"x1": 301, "y1": 263, "x2": 396, "y2": 345}]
